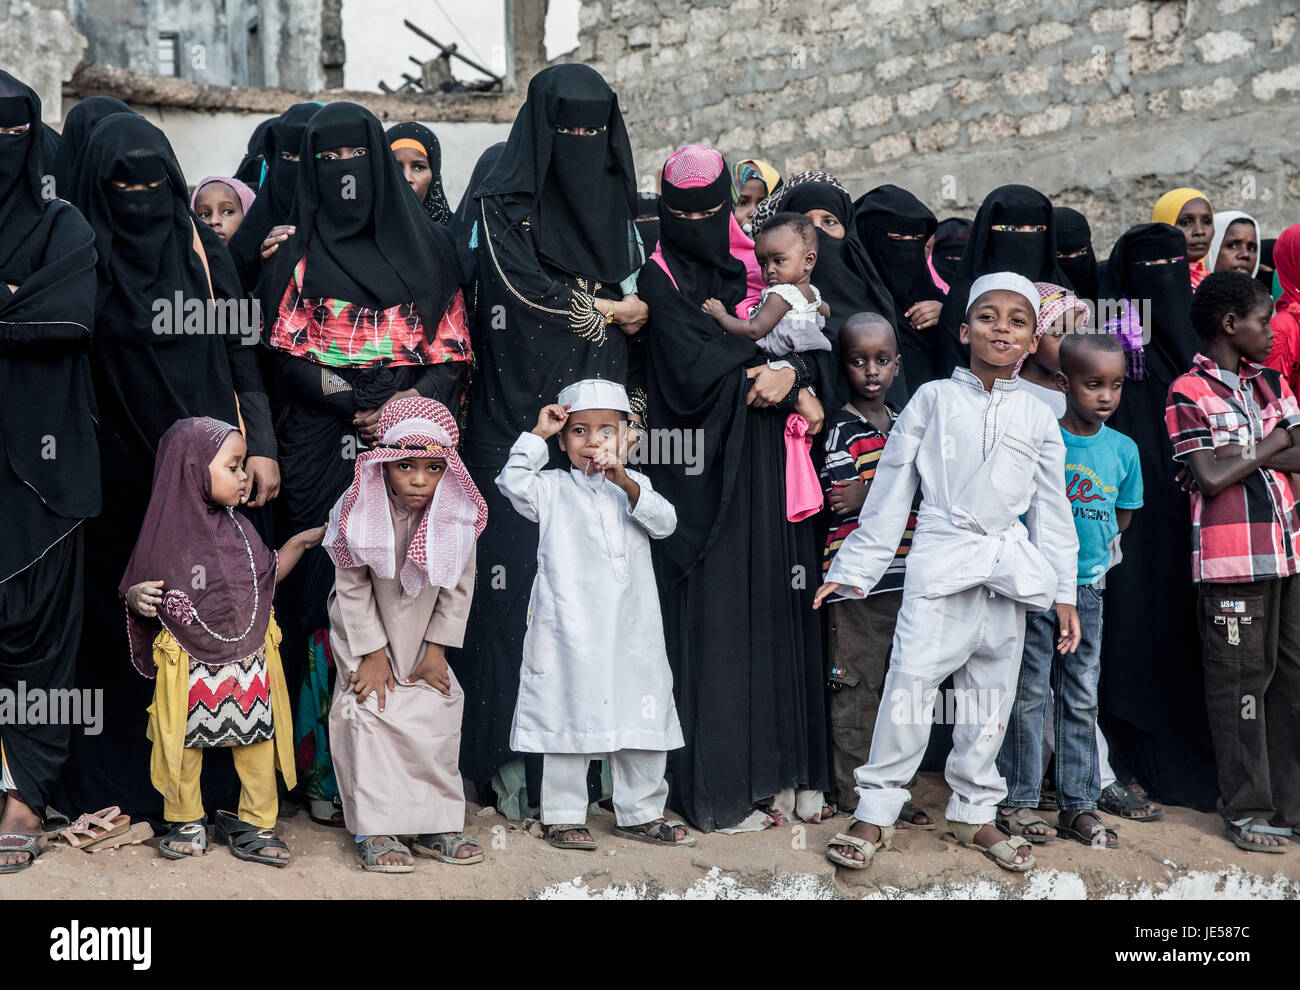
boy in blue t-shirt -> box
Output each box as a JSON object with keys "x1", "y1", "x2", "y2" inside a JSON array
[{"x1": 997, "y1": 332, "x2": 1143, "y2": 847}]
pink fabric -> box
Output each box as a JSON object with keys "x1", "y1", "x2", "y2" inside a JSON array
[
  {"x1": 784, "y1": 414, "x2": 822, "y2": 522},
  {"x1": 662, "y1": 144, "x2": 724, "y2": 187},
  {"x1": 927, "y1": 253, "x2": 949, "y2": 295},
  {"x1": 189, "y1": 175, "x2": 256, "y2": 215},
  {"x1": 324, "y1": 397, "x2": 487, "y2": 595},
  {"x1": 650, "y1": 144, "x2": 764, "y2": 317}
]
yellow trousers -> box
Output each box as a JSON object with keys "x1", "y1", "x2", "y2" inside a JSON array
[
  {"x1": 146, "y1": 612, "x2": 296, "y2": 829},
  {"x1": 166, "y1": 740, "x2": 278, "y2": 828}
]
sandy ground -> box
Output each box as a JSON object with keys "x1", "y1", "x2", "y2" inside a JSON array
[{"x1": 4, "y1": 773, "x2": 1298, "y2": 899}]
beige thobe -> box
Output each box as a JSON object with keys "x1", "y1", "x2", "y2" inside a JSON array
[{"x1": 327, "y1": 492, "x2": 476, "y2": 835}]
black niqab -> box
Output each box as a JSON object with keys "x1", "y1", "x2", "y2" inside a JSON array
[
  {"x1": 1054, "y1": 206, "x2": 1099, "y2": 302},
  {"x1": 655, "y1": 165, "x2": 746, "y2": 310},
  {"x1": 853, "y1": 184, "x2": 941, "y2": 313},
  {"x1": 228, "y1": 102, "x2": 321, "y2": 288},
  {"x1": 1257, "y1": 237, "x2": 1277, "y2": 293},
  {"x1": 934, "y1": 185, "x2": 1069, "y2": 377},
  {"x1": 233, "y1": 116, "x2": 274, "y2": 187},
  {"x1": 69, "y1": 112, "x2": 212, "y2": 340},
  {"x1": 475, "y1": 64, "x2": 639, "y2": 284},
  {"x1": 931, "y1": 217, "x2": 971, "y2": 287},
  {"x1": 53, "y1": 95, "x2": 133, "y2": 199},
  {"x1": 258, "y1": 102, "x2": 460, "y2": 328}
]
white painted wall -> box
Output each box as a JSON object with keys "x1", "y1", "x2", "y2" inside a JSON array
[{"x1": 77, "y1": 103, "x2": 510, "y2": 206}]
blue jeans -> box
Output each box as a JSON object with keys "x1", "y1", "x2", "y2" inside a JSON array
[{"x1": 996, "y1": 585, "x2": 1104, "y2": 812}]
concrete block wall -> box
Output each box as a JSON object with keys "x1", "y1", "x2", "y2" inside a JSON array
[{"x1": 579, "y1": 0, "x2": 1300, "y2": 248}]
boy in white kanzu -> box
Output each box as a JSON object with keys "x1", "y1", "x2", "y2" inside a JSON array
[
  {"x1": 496, "y1": 378, "x2": 694, "y2": 851},
  {"x1": 814, "y1": 272, "x2": 1080, "y2": 873}
]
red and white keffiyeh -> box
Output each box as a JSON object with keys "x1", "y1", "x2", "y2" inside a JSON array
[{"x1": 324, "y1": 397, "x2": 487, "y2": 594}]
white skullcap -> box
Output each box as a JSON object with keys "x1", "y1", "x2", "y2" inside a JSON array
[
  {"x1": 556, "y1": 378, "x2": 631, "y2": 414},
  {"x1": 966, "y1": 272, "x2": 1041, "y2": 318}
]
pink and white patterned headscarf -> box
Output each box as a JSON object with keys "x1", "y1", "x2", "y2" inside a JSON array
[{"x1": 324, "y1": 397, "x2": 487, "y2": 595}]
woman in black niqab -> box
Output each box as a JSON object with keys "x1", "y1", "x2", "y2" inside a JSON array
[
  {"x1": 0, "y1": 71, "x2": 99, "y2": 840},
  {"x1": 233, "y1": 116, "x2": 274, "y2": 187},
  {"x1": 929, "y1": 216, "x2": 971, "y2": 289},
  {"x1": 1095, "y1": 222, "x2": 1217, "y2": 813},
  {"x1": 780, "y1": 180, "x2": 904, "y2": 398},
  {"x1": 933, "y1": 185, "x2": 1069, "y2": 378},
  {"x1": 1054, "y1": 206, "x2": 1100, "y2": 302},
  {"x1": 52, "y1": 95, "x2": 134, "y2": 199},
  {"x1": 854, "y1": 184, "x2": 944, "y2": 386},
  {"x1": 59, "y1": 111, "x2": 274, "y2": 824},
  {"x1": 455, "y1": 64, "x2": 645, "y2": 809},
  {"x1": 227, "y1": 102, "x2": 321, "y2": 290}
]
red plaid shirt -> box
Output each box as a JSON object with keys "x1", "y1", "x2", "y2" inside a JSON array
[{"x1": 1166, "y1": 353, "x2": 1300, "y2": 583}]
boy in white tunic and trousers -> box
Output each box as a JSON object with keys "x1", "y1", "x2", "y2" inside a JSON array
[
  {"x1": 815, "y1": 272, "x2": 1080, "y2": 873},
  {"x1": 496, "y1": 378, "x2": 694, "y2": 850}
]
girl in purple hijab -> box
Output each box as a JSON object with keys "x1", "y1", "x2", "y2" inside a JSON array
[{"x1": 121, "y1": 417, "x2": 324, "y2": 866}]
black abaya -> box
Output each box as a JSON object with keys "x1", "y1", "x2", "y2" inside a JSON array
[{"x1": 1097, "y1": 223, "x2": 1218, "y2": 811}]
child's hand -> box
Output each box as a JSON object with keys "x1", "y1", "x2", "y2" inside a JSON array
[
  {"x1": 1056, "y1": 603, "x2": 1081, "y2": 655},
  {"x1": 904, "y1": 300, "x2": 942, "y2": 331},
  {"x1": 701, "y1": 298, "x2": 725, "y2": 318},
  {"x1": 829, "y1": 479, "x2": 868, "y2": 516},
  {"x1": 813, "y1": 581, "x2": 862, "y2": 609},
  {"x1": 351, "y1": 649, "x2": 396, "y2": 712},
  {"x1": 296, "y1": 525, "x2": 327, "y2": 550},
  {"x1": 126, "y1": 580, "x2": 164, "y2": 618},
  {"x1": 590, "y1": 446, "x2": 627, "y2": 482},
  {"x1": 532, "y1": 403, "x2": 570, "y2": 439},
  {"x1": 407, "y1": 643, "x2": 452, "y2": 696},
  {"x1": 795, "y1": 388, "x2": 825, "y2": 434}
]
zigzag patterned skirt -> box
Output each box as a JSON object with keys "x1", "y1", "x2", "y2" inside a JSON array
[{"x1": 185, "y1": 649, "x2": 275, "y2": 749}]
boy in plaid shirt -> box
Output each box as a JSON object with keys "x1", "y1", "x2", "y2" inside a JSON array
[{"x1": 1166, "y1": 271, "x2": 1300, "y2": 853}]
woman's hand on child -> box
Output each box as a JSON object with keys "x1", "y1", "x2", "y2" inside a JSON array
[
  {"x1": 795, "y1": 388, "x2": 825, "y2": 434},
  {"x1": 532, "y1": 403, "x2": 570, "y2": 439},
  {"x1": 260, "y1": 224, "x2": 295, "y2": 261},
  {"x1": 701, "y1": 298, "x2": 725, "y2": 318},
  {"x1": 1055, "y1": 603, "x2": 1082, "y2": 655},
  {"x1": 813, "y1": 581, "x2": 862, "y2": 609},
  {"x1": 244, "y1": 455, "x2": 281, "y2": 507},
  {"x1": 829, "y1": 479, "x2": 868, "y2": 516},
  {"x1": 904, "y1": 300, "x2": 942, "y2": 331},
  {"x1": 407, "y1": 643, "x2": 452, "y2": 697},
  {"x1": 746, "y1": 364, "x2": 796, "y2": 407},
  {"x1": 351, "y1": 650, "x2": 396, "y2": 712},
  {"x1": 126, "y1": 580, "x2": 164, "y2": 618}
]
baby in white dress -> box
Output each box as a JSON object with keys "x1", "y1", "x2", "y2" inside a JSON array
[{"x1": 702, "y1": 212, "x2": 831, "y2": 354}]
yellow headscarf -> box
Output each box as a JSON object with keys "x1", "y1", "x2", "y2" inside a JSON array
[{"x1": 1152, "y1": 187, "x2": 1213, "y2": 226}]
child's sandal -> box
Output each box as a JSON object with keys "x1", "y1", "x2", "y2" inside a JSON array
[
  {"x1": 944, "y1": 820, "x2": 1035, "y2": 872},
  {"x1": 544, "y1": 823, "x2": 597, "y2": 850},
  {"x1": 213, "y1": 810, "x2": 290, "y2": 868},
  {"x1": 158, "y1": 818, "x2": 207, "y2": 860},
  {"x1": 357, "y1": 835, "x2": 415, "y2": 872},
  {"x1": 412, "y1": 832, "x2": 483, "y2": 865},
  {"x1": 825, "y1": 821, "x2": 894, "y2": 870},
  {"x1": 616, "y1": 819, "x2": 696, "y2": 846}
]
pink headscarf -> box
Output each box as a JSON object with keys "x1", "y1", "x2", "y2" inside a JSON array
[
  {"x1": 650, "y1": 145, "x2": 763, "y2": 318},
  {"x1": 324, "y1": 397, "x2": 487, "y2": 595},
  {"x1": 1034, "y1": 281, "x2": 1092, "y2": 335},
  {"x1": 189, "y1": 175, "x2": 256, "y2": 215}
]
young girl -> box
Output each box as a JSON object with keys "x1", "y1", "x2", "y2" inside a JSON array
[
  {"x1": 322, "y1": 397, "x2": 487, "y2": 873},
  {"x1": 122, "y1": 417, "x2": 323, "y2": 866},
  {"x1": 702, "y1": 212, "x2": 830, "y2": 356},
  {"x1": 496, "y1": 379, "x2": 693, "y2": 851},
  {"x1": 1015, "y1": 282, "x2": 1091, "y2": 418},
  {"x1": 190, "y1": 176, "x2": 255, "y2": 245}
]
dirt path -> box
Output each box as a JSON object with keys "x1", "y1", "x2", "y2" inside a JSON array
[{"x1": 5, "y1": 774, "x2": 1298, "y2": 899}]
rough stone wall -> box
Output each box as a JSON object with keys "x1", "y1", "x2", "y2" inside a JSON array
[
  {"x1": 5, "y1": 0, "x2": 88, "y2": 121},
  {"x1": 579, "y1": 0, "x2": 1300, "y2": 247}
]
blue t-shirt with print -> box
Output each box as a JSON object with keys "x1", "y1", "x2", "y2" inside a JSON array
[{"x1": 1062, "y1": 423, "x2": 1144, "y2": 585}]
